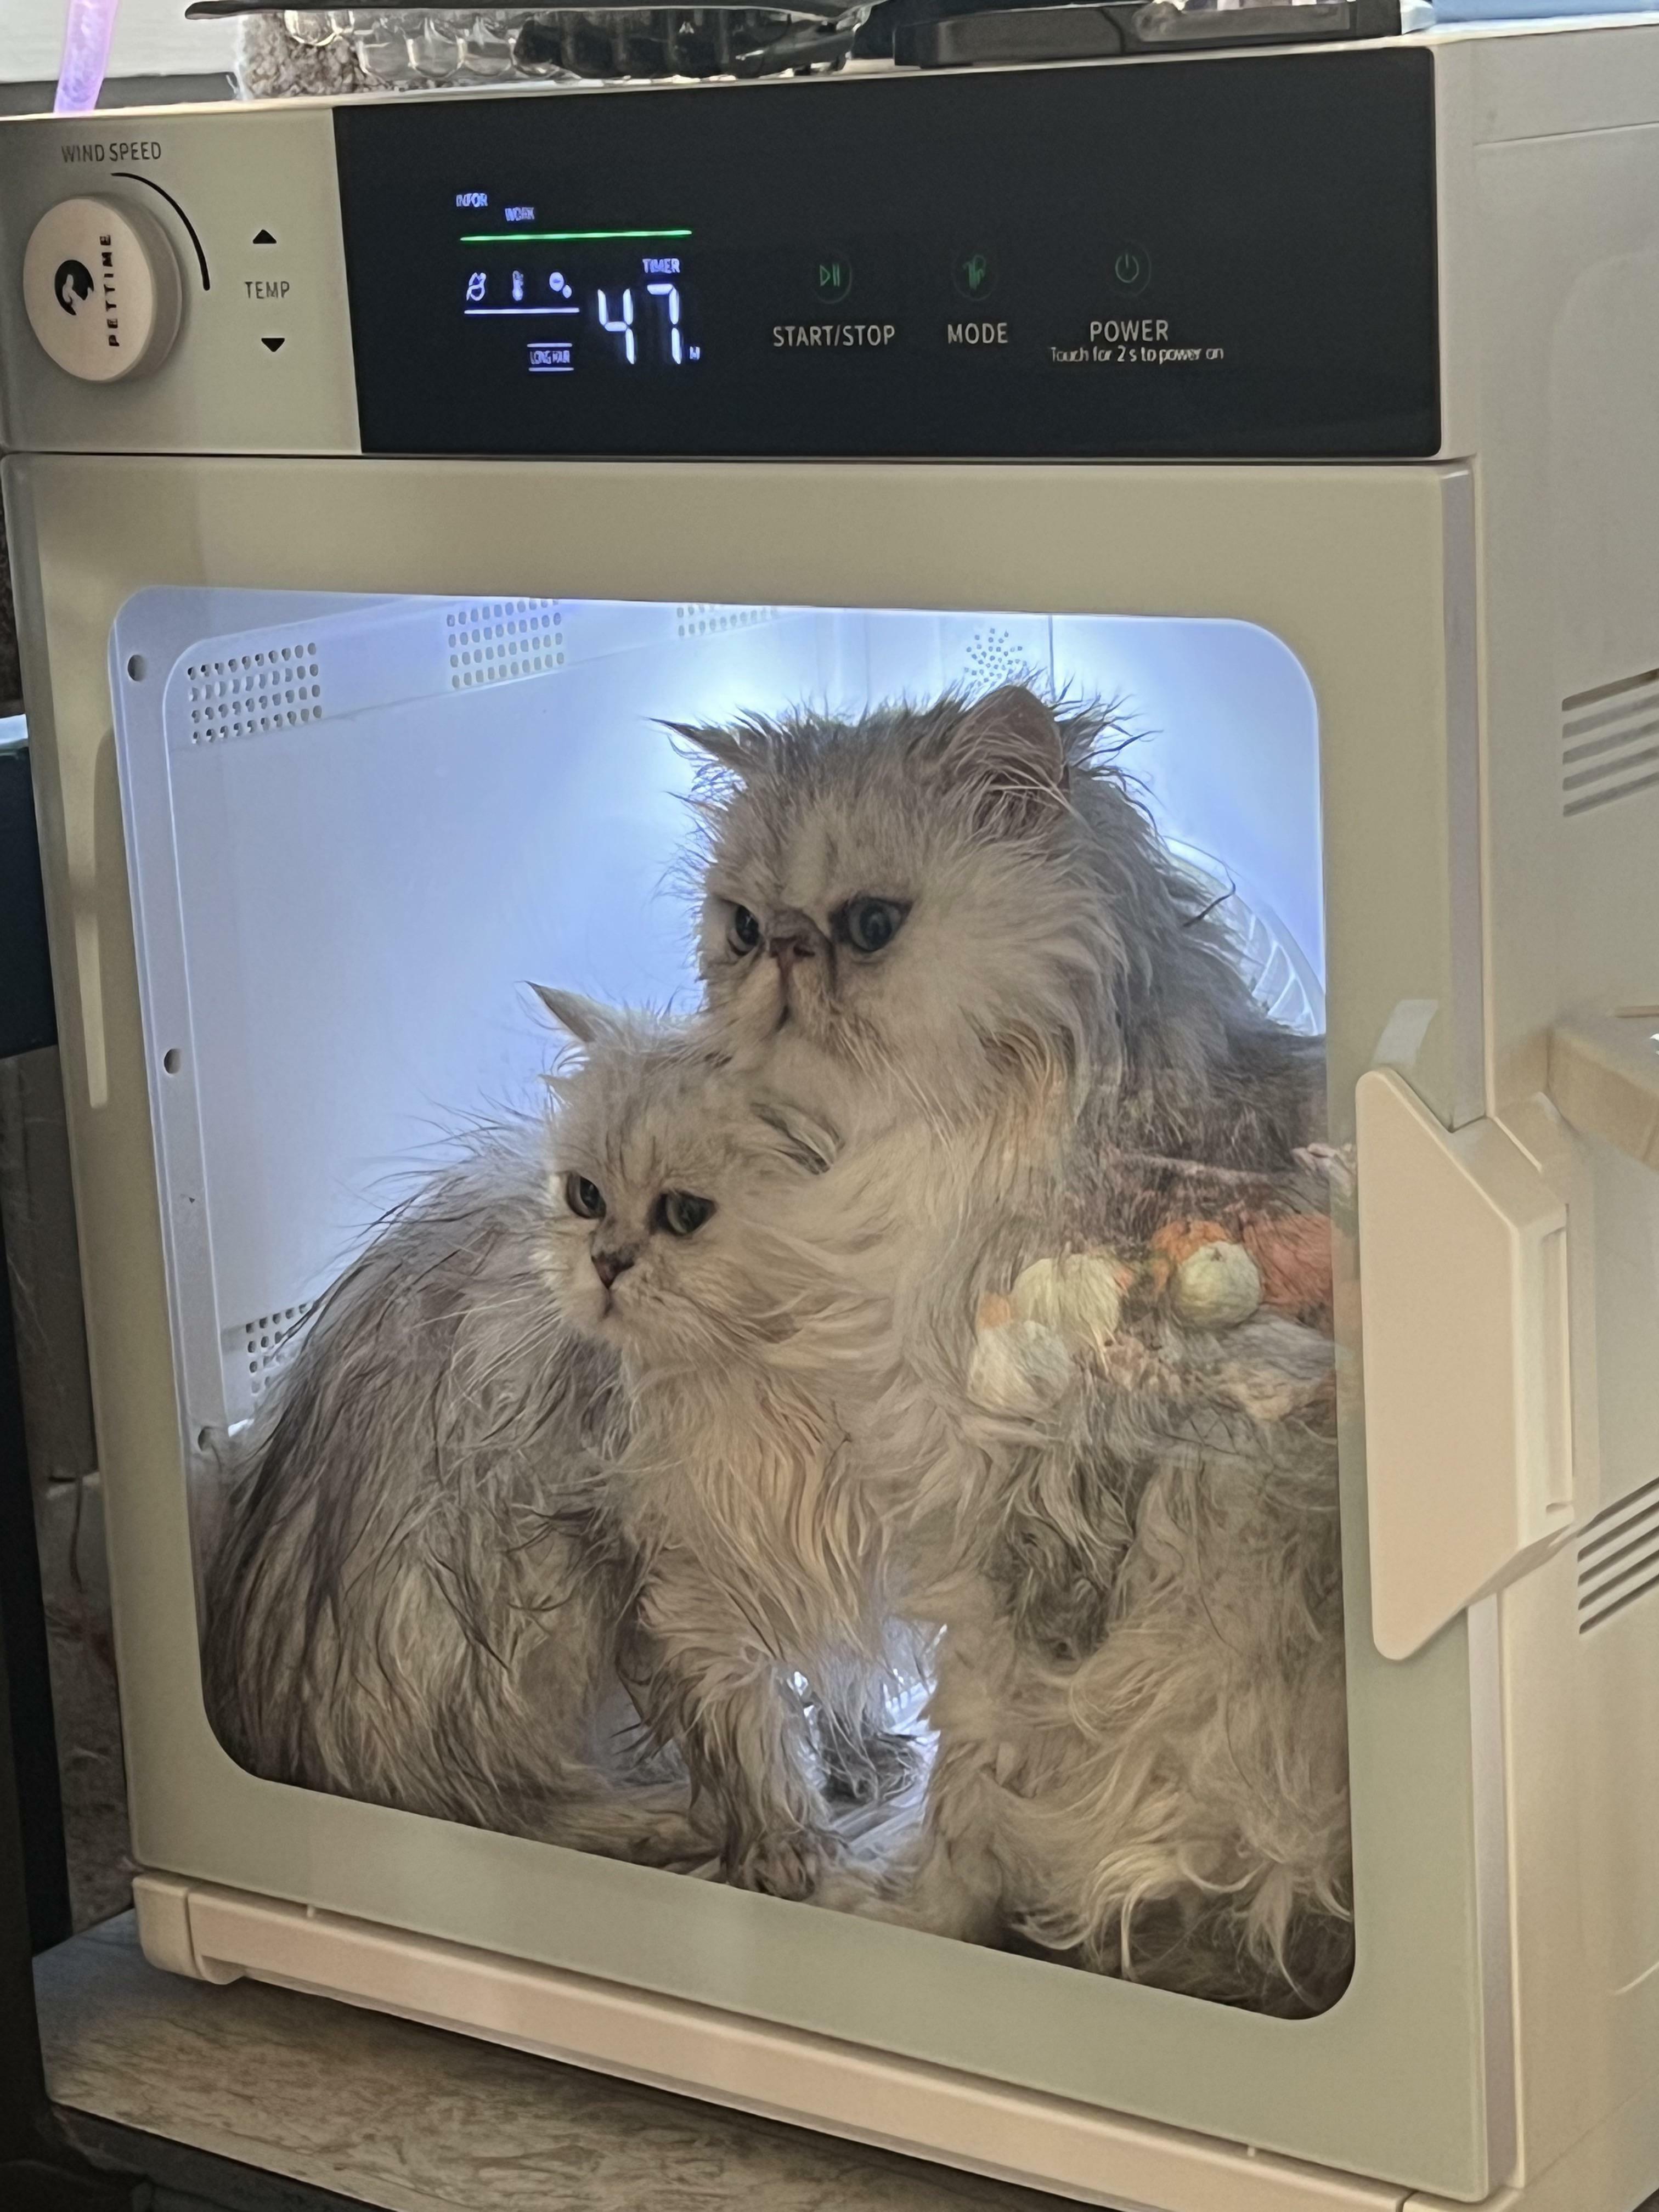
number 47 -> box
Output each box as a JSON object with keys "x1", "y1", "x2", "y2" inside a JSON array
[{"x1": 597, "y1": 283, "x2": 681, "y2": 365}]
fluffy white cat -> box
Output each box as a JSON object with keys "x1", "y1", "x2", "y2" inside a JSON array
[
  {"x1": 537, "y1": 992, "x2": 915, "y2": 1896},
  {"x1": 686, "y1": 681, "x2": 1350, "y2": 2010},
  {"x1": 205, "y1": 999, "x2": 905, "y2": 1891}
]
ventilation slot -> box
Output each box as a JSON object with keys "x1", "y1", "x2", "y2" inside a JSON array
[
  {"x1": 1578, "y1": 1474, "x2": 1659, "y2": 1632},
  {"x1": 448, "y1": 600, "x2": 562, "y2": 688},
  {"x1": 188, "y1": 643, "x2": 324, "y2": 744},
  {"x1": 241, "y1": 1301, "x2": 315, "y2": 1403},
  {"x1": 1561, "y1": 669, "x2": 1659, "y2": 817},
  {"x1": 961, "y1": 624, "x2": 1036, "y2": 690},
  {"x1": 675, "y1": 605, "x2": 779, "y2": 638}
]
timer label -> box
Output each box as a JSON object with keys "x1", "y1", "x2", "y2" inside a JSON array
[{"x1": 772, "y1": 323, "x2": 898, "y2": 349}]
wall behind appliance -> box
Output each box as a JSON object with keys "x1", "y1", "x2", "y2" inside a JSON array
[
  {"x1": 0, "y1": 733, "x2": 126, "y2": 1945},
  {"x1": 0, "y1": 0, "x2": 235, "y2": 90}
]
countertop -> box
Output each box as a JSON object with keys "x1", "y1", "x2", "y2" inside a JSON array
[{"x1": 35, "y1": 1912, "x2": 1066, "y2": 2212}]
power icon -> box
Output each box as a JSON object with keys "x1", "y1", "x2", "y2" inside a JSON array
[{"x1": 1111, "y1": 244, "x2": 1152, "y2": 296}]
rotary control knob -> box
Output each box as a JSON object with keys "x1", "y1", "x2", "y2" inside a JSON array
[{"x1": 22, "y1": 196, "x2": 183, "y2": 382}]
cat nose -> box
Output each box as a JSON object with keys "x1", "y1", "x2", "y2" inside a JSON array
[
  {"x1": 768, "y1": 910, "x2": 819, "y2": 977},
  {"x1": 592, "y1": 1249, "x2": 636, "y2": 1289}
]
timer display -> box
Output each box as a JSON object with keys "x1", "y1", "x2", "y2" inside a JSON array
[{"x1": 456, "y1": 229, "x2": 702, "y2": 374}]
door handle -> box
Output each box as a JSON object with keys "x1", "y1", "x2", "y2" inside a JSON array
[{"x1": 1356, "y1": 1069, "x2": 1575, "y2": 1661}]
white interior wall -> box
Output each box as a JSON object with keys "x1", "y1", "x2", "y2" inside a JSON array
[{"x1": 113, "y1": 590, "x2": 1324, "y2": 1439}]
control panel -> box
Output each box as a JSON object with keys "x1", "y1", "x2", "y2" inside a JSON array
[
  {"x1": 0, "y1": 53, "x2": 1440, "y2": 461},
  {"x1": 0, "y1": 105, "x2": 361, "y2": 458}
]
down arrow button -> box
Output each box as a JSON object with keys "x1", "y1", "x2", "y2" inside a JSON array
[{"x1": 261, "y1": 335, "x2": 285, "y2": 352}]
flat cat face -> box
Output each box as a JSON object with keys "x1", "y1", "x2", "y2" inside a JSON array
[
  {"x1": 537, "y1": 996, "x2": 839, "y2": 1368},
  {"x1": 687, "y1": 686, "x2": 1124, "y2": 1137}
]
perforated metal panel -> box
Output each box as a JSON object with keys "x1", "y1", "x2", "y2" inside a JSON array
[
  {"x1": 447, "y1": 601, "x2": 563, "y2": 690},
  {"x1": 184, "y1": 642, "x2": 324, "y2": 745},
  {"x1": 234, "y1": 1301, "x2": 317, "y2": 1410}
]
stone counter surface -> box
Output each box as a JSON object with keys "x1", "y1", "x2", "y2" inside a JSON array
[{"x1": 35, "y1": 1912, "x2": 1069, "y2": 2211}]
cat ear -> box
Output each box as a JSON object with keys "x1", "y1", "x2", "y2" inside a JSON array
[
  {"x1": 949, "y1": 685, "x2": 1070, "y2": 830},
  {"x1": 668, "y1": 719, "x2": 754, "y2": 776},
  {"x1": 531, "y1": 985, "x2": 617, "y2": 1047},
  {"x1": 752, "y1": 1098, "x2": 841, "y2": 1177}
]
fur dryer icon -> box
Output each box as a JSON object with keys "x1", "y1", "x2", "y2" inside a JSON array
[{"x1": 53, "y1": 255, "x2": 93, "y2": 312}]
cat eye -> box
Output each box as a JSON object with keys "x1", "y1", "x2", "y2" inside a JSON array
[
  {"x1": 837, "y1": 897, "x2": 909, "y2": 956},
  {"x1": 654, "y1": 1190, "x2": 716, "y2": 1238},
  {"x1": 727, "y1": 904, "x2": 763, "y2": 956},
  {"x1": 565, "y1": 1174, "x2": 606, "y2": 1220}
]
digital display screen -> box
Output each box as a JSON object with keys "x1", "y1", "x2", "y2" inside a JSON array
[
  {"x1": 454, "y1": 215, "x2": 701, "y2": 376},
  {"x1": 336, "y1": 54, "x2": 1439, "y2": 459}
]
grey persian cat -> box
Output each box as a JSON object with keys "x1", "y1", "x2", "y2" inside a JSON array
[
  {"x1": 687, "y1": 682, "x2": 1349, "y2": 2010},
  {"x1": 204, "y1": 996, "x2": 903, "y2": 1892},
  {"x1": 537, "y1": 991, "x2": 913, "y2": 1896},
  {"x1": 201, "y1": 1111, "x2": 686, "y2": 1853}
]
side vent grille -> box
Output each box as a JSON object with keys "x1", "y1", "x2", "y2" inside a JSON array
[
  {"x1": 675, "y1": 605, "x2": 779, "y2": 637},
  {"x1": 241, "y1": 1301, "x2": 316, "y2": 1404},
  {"x1": 1562, "y1": 669, "x2": 1659, "y2": 817},
  {"x1": 448, "y1": 600, "x2": 562, "y2": 689},
  {"x1": 188, "y1": 643, "x2": 323, "y2": 744},
  {"x1": 1578, "y1": 1474, "x2": 1659, "y2": 1632}
]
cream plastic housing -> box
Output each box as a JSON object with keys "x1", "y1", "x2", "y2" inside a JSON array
[
  {"x1": 128, "y1": 1872, "x2": 1409, "y2": 2212},
  {"x1": 3, "y1": 448, "x2": 1496, "y2": 2202},
  {"x1": 1549, "y1": 1009, "x2": 1659, "y2": 1171},
  {"x1": 13, "y1": 18, "x2": 1659, "y2": 2212}
]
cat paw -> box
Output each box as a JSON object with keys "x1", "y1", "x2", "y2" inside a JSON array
[
  {"x1": 822, "y1": 1729, "x2": 923, "y2": 1808},
  {"x1": 725, "y1": 1828, "x2": 830, "y2": 1900}
]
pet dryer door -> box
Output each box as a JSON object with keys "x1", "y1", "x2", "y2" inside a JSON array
[{"x1": 9, "y1": 448, "x2": 1498, "y2": 2204}]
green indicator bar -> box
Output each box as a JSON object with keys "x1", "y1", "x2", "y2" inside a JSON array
[{"x1": 459, "y1": 228, "x2": 693, "y2": 243}]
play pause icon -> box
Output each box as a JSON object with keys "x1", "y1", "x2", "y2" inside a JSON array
[{"x1": 814, "y1": 252, "x2": 853, "y2": 304}]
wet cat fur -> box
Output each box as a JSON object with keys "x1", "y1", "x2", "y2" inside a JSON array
[
  {"x1": 201, "y1": 1117, "x2": 689, "y2": 1854},
  {"x1": 686, "y1": 682, "x2": 1350, "y2": 2009},
  {"x1": 205, "y1": 1006, "x2": 910, "y2": 1889},
  {"x1": 537, "y1": 995, "x2": 917, "y2": 1897}
]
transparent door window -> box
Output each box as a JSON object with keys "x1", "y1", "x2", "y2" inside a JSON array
[{"x1": 114, "y1": 591, "x2": 1348, "y2": 2016}]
